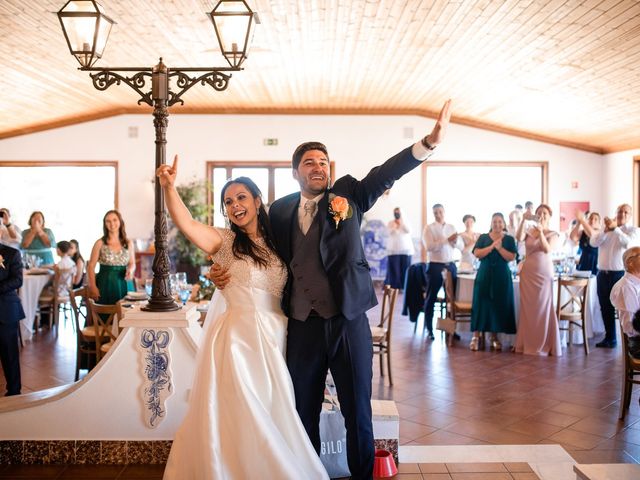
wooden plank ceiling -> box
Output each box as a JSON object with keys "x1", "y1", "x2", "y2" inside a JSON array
[{"x1": 0, "y1": 0, "x2": 639, "y2": 153}]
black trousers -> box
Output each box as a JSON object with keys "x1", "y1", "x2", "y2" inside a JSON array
[
  {"x1": 287, "y1": 313, "x2": 374, "y2": 480},
  {"x1": 597, "y1": 270, "x2": 624, "y2": 344},
  {"x1": 0, "y1": 322, "x2": 21, "y2": 395},
  {"x1": 423, "y1": 262, "x2": 457, "y2": 333}
]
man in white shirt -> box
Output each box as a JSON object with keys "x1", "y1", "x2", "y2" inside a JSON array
[
  {"x1": 610, "y1": 247, "x2": 640, "y2": 358},
  {"x1": 590, "y1": 204, "x2": 639, "y2": 348},
  {"x1": 422, "y1": 204, "x2": 463, "y2": 339},
  {"x1": 384, "y1": 207, "x2": 415, "y2": 289},
  {"x1": 0, "y1": 208, "x2": 22, "y2": 250}
]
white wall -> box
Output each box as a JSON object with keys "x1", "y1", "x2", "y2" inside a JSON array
[
  {"x1": 0, "y1": 113, "x2": 605, "y2": 241},
  {"x1": 603, "y1": 148, "x2": 640, "y2": 217}
]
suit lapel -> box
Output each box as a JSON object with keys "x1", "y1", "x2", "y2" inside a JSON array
[{"x1": 280, "y1": 193, "x2": 300, "y2": 263}]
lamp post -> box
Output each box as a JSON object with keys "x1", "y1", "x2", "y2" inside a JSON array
[{"x1": 57, "y1": 0, "x2": 256, "y2": 312}]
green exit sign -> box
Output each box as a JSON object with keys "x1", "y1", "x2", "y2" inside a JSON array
[{"x1": 263, "y1": 138, "x2": 278, "y2": 146}]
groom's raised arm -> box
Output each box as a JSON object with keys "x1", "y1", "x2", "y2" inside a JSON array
[{"x1": 346, "y1": 100, "x2": 452, "y2": 213}]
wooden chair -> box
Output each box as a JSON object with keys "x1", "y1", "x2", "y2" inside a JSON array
[
  {"x1": 69, "y1": 287, "x2": 99, "y2": 381},
  {"x1": 556, "y1": 277, "x2": 589, "y2": 355},
  {"x1": 37, "y1": 272, "x2": 72, "y2": 336},
  {"x1": 619, "y1": 321, "x2": 640, "y2": 420},
  {"x1": 371, "y1": 285, "x2": 399, "y2": 386},
  {"x1": 87, "y1": 299, "x2": 122, "y2": 362},
  {"x1": 442, "y1": 269, "x2": 471, "y2": 346}
]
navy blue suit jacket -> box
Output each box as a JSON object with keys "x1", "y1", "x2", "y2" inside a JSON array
[
  {"x1": 0, "y1": 245, "x2": 25, "y2": 326},
  {"x1": 269, "y1": 145, "x2": 422, "y2": 320}
]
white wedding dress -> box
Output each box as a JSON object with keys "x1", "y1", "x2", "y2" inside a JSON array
[{"x1": 164, "y1": 228, "x2": 328, "y2": 479}]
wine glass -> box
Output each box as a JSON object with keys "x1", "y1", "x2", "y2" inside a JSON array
[
  {"x1": 144, "y1": 278, "x2": 153, "y2": 297},
  {"x1": 169, "y1": 273, "x2": 178, "y2": 296},
  {"x1": 179, "y1": 284, "x2": 191, "y2": 305},
  {"x1": 176, "y1": 272, "x2": 187, "y2": 285}
]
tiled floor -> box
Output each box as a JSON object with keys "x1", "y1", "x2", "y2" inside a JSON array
[
  {"x1": 395, "y1": 461, "x2": 539, "y2": 479},
  {"x1": 2, "y1": 291, "x2": 640, "y2": 478}
]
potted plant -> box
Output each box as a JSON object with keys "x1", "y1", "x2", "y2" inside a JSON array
[{"x1": 169, "y1": 179, "x2": 212, "y2": 283}]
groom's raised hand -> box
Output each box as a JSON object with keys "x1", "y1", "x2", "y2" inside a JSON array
[
  {"x1": 156, "y1": 154, "x2": 179, "y2": 188},
  {"x1": 424, "y1": 99, "x2": 452, "y2": 148}
]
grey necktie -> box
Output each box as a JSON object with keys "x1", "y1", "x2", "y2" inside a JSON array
[{"x1": 301, "y1": 200, "x2": 317, "y2": 235}]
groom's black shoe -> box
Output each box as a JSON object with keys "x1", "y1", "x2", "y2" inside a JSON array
[
  {"x1": 427, "y1": 331, "x2": 435, "y2": 340},
  {"x1": 595, "y1": 339, "x2": 616, "y2": 348}
]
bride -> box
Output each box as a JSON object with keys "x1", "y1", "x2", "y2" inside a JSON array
[{"x1": 158, "y1": 156, "x2": 328, "y2": 479}]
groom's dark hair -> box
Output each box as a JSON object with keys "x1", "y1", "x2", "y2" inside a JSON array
[{"x1": 292, "y1": 141, "x2": 329, "y2": 170}]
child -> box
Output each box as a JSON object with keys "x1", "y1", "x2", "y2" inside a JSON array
[
  {"x1": 54, "y1": 240, "x2": 77, "y2": 297},
  {"x1": 610, "y1": 246, "x2": 640, "y2": 357}
]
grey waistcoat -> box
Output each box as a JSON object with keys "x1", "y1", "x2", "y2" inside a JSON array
[{"x1": 289, "y1": 214, "x2": 339, "y2": 321}]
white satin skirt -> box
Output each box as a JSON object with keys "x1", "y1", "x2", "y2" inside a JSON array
[{"x1": 163, "y1": 286, "x2": 328, "y2": 479}]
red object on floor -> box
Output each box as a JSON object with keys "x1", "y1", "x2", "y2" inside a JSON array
[{"x1": 373, "y1": 449, "x2": 397, "y2": 478}]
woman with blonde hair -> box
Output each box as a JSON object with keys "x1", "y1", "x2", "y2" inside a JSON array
[{"x1": 514, "y1": 204, "x2": 561, "y2": 356}]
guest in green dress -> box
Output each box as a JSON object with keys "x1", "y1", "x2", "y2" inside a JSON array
[
  {"x1": 87, "y1": 210, "x2": 136, "y2": 305},
  {"x1": 469, "y1": 213, "x2": 517, "y2": 351},
  {"x1": 20, "y1": 211, "x2": 56, "y2": 265}
]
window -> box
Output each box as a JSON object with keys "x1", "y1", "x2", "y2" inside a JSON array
[
  {"x1": 0, "y1": 161, "x2": 117, "y2": 261},
  {"x1": 421, "y1": 161, "x2": 548, "y2": 258},
  {"x1": 207, "y1": 161, "x2": 335, "y2": 226}
]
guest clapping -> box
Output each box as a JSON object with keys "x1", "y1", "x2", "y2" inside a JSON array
[
  {"x1": 514, "y1": 204, "x2": 561, "y2": 356},
  {"x1": 590, "y1": 204, "x2": 639, "y2": 348},
  {"x1": 610, "y1": 247, "x2": 640, "y2": 358},
  {"x1": 469, "y1": 213, "x2": 517, "y2": 351},
  {"x1": 87, "y1": 210, "x2": 135, "y2": 303},
  {"x1": 21, "y1": 211, "x2": 56, "y2": 265},
  {"x1": 570, "y1": 210, "x2": 600, "y2": 275},
  {"x1": 384, "y1": 207, "x2": 414, "y2": 289},
  {"x1": 459, "y1": 214, "x2": 479, "y2": 270},
  {"x1": 422, "y1": 203, "x2": 462, "y2": 339},
  {"x1": 0, "y1": 208, "x2": 22, "y2": 250}
]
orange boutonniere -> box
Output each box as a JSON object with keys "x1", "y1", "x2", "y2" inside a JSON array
[
  {"x1": 0, "y1": 254, "x2": 4, "y2": 269},
  {"x1": 328, "y1": 194, "x2": 353, "y2": 229}
]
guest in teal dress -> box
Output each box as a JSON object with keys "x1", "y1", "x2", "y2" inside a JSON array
[
  {"x1": 87, "y1": 210, "x2": 135, "y2": 305},
  {"x1": 469, "y1": 213, "x2": 517, "y2": 351},
  {"x1": 20, "y1": 211, "x2": 56, "y2": 265}
]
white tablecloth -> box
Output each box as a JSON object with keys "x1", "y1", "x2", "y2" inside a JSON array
[
  {"x1": 19, "y1": 271, "x2": 53, "y2": 341},
  {"x1": 456, "y1": 273, "x2": 604, "y2": 345}
]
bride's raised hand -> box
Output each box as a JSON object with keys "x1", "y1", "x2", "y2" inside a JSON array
[{"x1": 156, "y1": 155, "x2": 179, "y2": 188}]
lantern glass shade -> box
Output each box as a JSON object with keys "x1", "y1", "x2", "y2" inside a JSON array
[
  {"x1": 57, "y1": 0, "x2": 115, "y2": 68},
  {"x1": 209, "y1": 0, "x2": 255, "y2": 68}
]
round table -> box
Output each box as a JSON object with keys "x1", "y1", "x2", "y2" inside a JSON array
[{"x1": 19, "y1": 269, "x2": 54, "y2": 341}]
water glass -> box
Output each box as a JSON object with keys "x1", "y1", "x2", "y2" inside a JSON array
[
  {"x1": 176, "y1": 272, "x2": 187, "y2": 285},
  {"x1": 145, "y1": 278, "x2": 153, "y2": 297},
  {"x1": 169, "y1": 273, "x2": 178, "y2": 296},
  {"x1": 179, "y1": 287, "x2": 191, "y2": 305}
]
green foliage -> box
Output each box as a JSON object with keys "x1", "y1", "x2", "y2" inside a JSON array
[
  {"x1": 170, "y1": 179, "x2": 213, "y2": 266},
  {"x1": 195, "y1": 276, "x2": 216, "y2": 301}
]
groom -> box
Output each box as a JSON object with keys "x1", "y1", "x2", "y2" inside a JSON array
[{"x1": 214, "y1": 100, "x2": 451, "y2": 478}]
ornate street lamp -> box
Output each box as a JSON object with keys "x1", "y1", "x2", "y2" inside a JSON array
[{"x1": 57, "y1": 0, "x2": 256, "y2": 312}]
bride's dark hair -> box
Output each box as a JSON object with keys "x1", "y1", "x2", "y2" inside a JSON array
[{"x1": 220, "y1": 177, "x2": 279, "y2": 268}]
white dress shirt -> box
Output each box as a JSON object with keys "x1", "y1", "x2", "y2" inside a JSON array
[
  {"x1": 0, "y1": 223, "x2": 22, "y2": 250},
  {"x1": 387, "y1": 220, "x2": 414, "y2": 256},
  {"x1": 590, "y1": 225, "x2": 640, "y2": 271},
  {"x1": 298, "y1": 193, "x2": 324, "y2": 234},
  {"x1": 422, "y1": 222, "x2": 463, "y2": 263},
  {"x1": 610, "y1": 272, "x2": 640, "y2": 336}
]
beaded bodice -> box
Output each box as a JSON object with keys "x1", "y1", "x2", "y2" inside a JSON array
[
  {"x1": 98, "y1": 244, "x2": 130, "y2": 266},
  {"x1": 211, "y1": 228, "x2": 287, "y2": 299}
]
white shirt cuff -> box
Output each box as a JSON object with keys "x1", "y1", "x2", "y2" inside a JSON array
[{"x1": 412, "y1": 140, "x2": 435, "y2": 161}]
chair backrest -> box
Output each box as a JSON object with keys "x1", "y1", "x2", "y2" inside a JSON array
[
  {"x1": 556, "y1": 277, "x2": 589, "y2": 319},
  {"x1": 69, "y1": 286, "x2": 88, "y2": 341},
  {"x1": 87, "y1": 299, "x2": 122, "y2": 343},
  {"x1": 378, "y1": 285, "x2": 399, "y2": 333}
]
